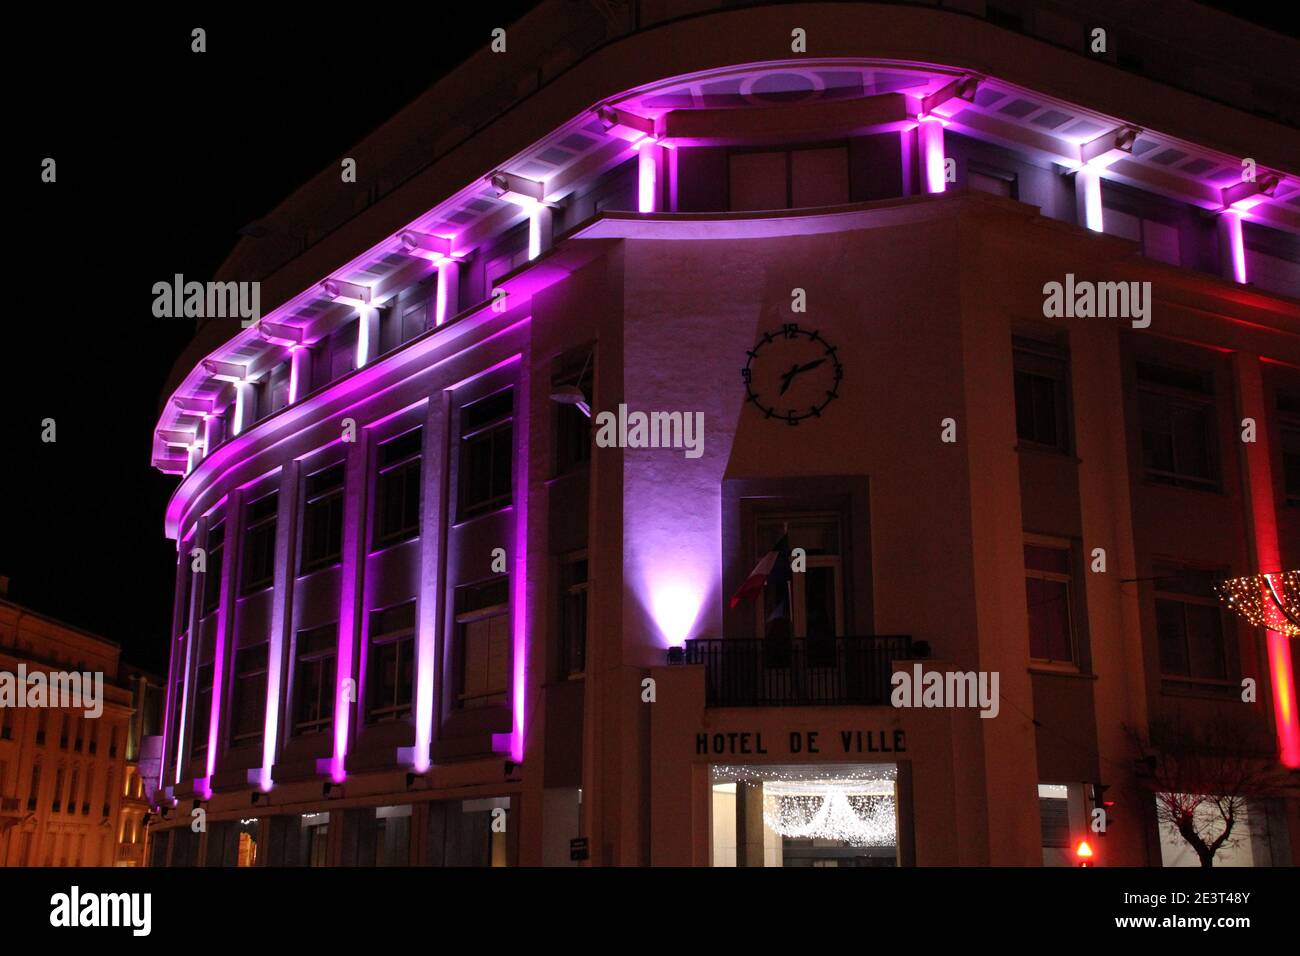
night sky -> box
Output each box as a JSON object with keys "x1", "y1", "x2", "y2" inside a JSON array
[
  {"x1": 6, "y1": 4, "x2": 537, "y2": 672},
  {"x1": 3, "y1": 2, "x2": 1296, "y2": 674}
]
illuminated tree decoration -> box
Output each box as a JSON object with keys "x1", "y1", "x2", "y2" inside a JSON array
[{"x1": 1214, "y1": 571, "x2": 1300, "y2": 638}]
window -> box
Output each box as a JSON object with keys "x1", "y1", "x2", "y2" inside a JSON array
[
  {"x1": 329, "y1": 320, "x2": 359, "y2": 382},
  {"x1": 381, "y1": 300, "x2": 427, "y2": 351},
  {"x1": 754, "y1": 514, "x2": 844, "y2": 646},
  {"x1": 300, "y1": 462, "x2": 345, "y2": 572},
  {"x1": 267, "y1": 360, "x2": 291, "y2": 416},
  {"x1": 201, "y1": 521, "x2": 225, "y2": 616},
  {"x1": 36, "y1": 711, "x2": 46, "y2": 746},
  {"x1": 53, "y1": 767, "x2": 64, "y2": 812},
  {"x1": 1155, "y1": 565, "x2": 1229, "y2": 682},
  {"x1": 27, "y1": 762, "x2": 40, "y2": 812},
  {"x1": 459, "y1": 390, "x2": 514, "y2": 519},
  {"x1": 230, "y1": 643, "x2": 269, "y2": 746},
  {"x1": 178, "y1": 547, "x2": 194, "y2": 631},
  {"x1": 1279, "y1": 392, "x2": 1300, "y2": 506},
  {"x1": 1025, "y1": 540, "x2": 1076, "y2": 666},
  {"x1": 373, "y1": 429, "x2": 423, "y2": 547},
  {"x1": 367, "y1": 601, "x2": 416, "y2": 722},
  {"x1": 240, "y1": 492, "x2": 278, "y2": 594},
  {"x1": 109, "y1": 726, "x2": 118, "y2": 758},
  {"x1": 59, "y1": 715, "x2": 68, "y2": 749},
  {"x1": 728, "y1": 146, "x2": 849, "y2": 211},
  {"x1": 1137, "y1": 361, "x2": 1219, "y2": 490},
  {"x1": 192, "y1": 633, "x2": 216, "y2": 755},
  {"x1": 1013, "y1": 338, "x2": 1071, "y2": 452},
  {"x1": 553, "y1": 353, "x2": 593, "y2": 475},
  {"x1": 88, "y1": 723, "x2": 97, "y2": 755},
  {"x1": 969, "y1": 166, "x2": 1017, "y2": 199},
  {"x1": 103, "y1": 770, "x2": 114, "y2": 818},
  {"x1": 0, "y1": 706, "x2": 12, "y2": 740},
  {"x1": 67, "y1": 769, "x2": 79, "y2": 814},
  {"x1": 300, "y1": 813, "x2": 331, "y2": 867},
  {"x1": 558, "y1": 555, "x2": 588, "y2": 679},
  {"x1": 293, "y1": 623, "x2": 337, "y2": 735},
  {"x1": 456, "y1": 579, "x2": 511, "y2": 709},
  {"x1": 1103, "y1": 208, "x2": 1180, "y2": 265}
]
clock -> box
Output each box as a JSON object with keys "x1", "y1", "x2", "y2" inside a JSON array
[{"x1": 741, "y1": 323, "x2": 843, "y2": 424}]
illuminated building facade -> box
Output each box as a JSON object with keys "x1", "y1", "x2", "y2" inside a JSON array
[
  {"x1": 0, "y1": 592, "x2": 157, "y2": 867},
  {"x1": 147, "y1": 1, "x2": 1299, "y2": 866}
]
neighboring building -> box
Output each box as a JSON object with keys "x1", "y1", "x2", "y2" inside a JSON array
[
  {"x1": 117, "y1": 671, "x2": 164, "y2": 866},
  {"x1": 0, "y1": 591, "x2": 143, "y2": 867},
  {"x1": 146, "y1": 1, "x2": 1299, "y2": 866}
]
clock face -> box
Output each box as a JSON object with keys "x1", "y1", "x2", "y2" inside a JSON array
[{"x1": 742, "y1": 323, "x2": 842, "y2": 424}]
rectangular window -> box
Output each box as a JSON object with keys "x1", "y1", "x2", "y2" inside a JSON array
[
  {"x1": 230, "y1": 643, "x2": 269, "y2": 746},
  {"x1": 559, "y1": 555, "x2": 588, "y2": 679},
  {"x1": 268, "y1": 360, "x2": 291, "y2": 415},
  {"x1": 754, "y1": 514, "x2": 843, "y2": 650},
  {"x1": 1025, "y1": 540, "x2": 1076, "y2": 666},
  {"x1": 300, "y1": 813, "x2": 331, "y2": 867},
  {"x1": 201, "y1": 521, "x2": 225, "y2": 616},
  {"x1": 459, "y1": 390, "x2": 513, "y2": 519},
  {"x1": 1155, "y1": 565, "x2": 1229, "y2": 682},
  {"x1": 367, "y1": 601, "x2": 416, "y2": 722},
  {"x1": 1279, "y1": 392, "x2": 1300, "y2": 506},
  {"x1": 27, "y1": 763, "x2": 41, "y2": 812},
  {"x1": 1014, "y1": 338, "x2": 1070, "y2": 452},
  {"x1": 192, "y1": 661, "x2": 214, "y2": 755},
  {"x1": 0, "y1": 707, "x2": 11, "y2": 740},
  {"x1": 373, "y1": 429, "x2": 423, "y2": 547},
  {"x1": 456, "y1": 579, "x2": 511, "y2": 709},
  {"x1": 1137, "y1": 361, "x2": 1219, "y2": 490},
  {"x1": 969, "y1": 166, "x2": 1017, "y2": 198},
  {"x1": 240, "y1": 492, "x2": 278, "y2": 594},
  {"x1": 729, "y1": 147, "x2": 849, "y2": 211},
  {"x1": 553, "y1": 353, "x2": 593, "y2": 475},
  {"x1": 330, "y1": 320, "x2": 359, "y2": 382},
  {"x1": 53, "y1": 767, "x2": 64, "y2": 813},
  {"x1": 293, "y1": 623, "x2": 337, "y2": 735},
  {"x1": 300, "y1": 462, "x2": 345, "y2": 572}
]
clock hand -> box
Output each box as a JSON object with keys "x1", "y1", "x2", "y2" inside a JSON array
[{"x1": 778, "y1": 358, "x2": 826, "y2": 395}]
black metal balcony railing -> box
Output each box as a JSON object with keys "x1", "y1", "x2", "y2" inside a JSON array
[{"x1": 685, "y1": 636, "x2": 912, "y2": 707}]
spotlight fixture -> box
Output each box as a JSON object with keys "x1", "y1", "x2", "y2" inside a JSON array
[{"x1": 666, "y1": 646, "x2": 686, "y2": 665}]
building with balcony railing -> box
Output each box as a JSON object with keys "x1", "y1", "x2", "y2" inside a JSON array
[{"x1": 145, "y1": 0, "x2": 1299, "y2": 866}]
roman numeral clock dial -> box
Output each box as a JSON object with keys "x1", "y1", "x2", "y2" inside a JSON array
[{"x1": 741, "y1": 323, "x2": 843, "y2": 424}]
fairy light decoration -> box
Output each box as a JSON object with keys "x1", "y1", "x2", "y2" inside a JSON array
[{"x1": 1215, "y1": 571, "x2": 1300, "y2": 638}]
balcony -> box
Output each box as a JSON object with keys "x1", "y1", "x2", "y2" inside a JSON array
[{"x1": 685, "y1": 636, "x2": 912, "y2": 707}]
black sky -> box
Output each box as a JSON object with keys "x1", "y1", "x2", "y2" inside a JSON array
[
  {"x1": 4, "y1": 2, "x2": 1296, "y2": 673},
  {"x1": 6, "y1": 3, "x2": 538, "y2": 672}
]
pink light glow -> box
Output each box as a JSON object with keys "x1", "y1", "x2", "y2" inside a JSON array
[
  {"x1": 918, "y1": 116, "x2": 946, "y2": 195},
  {"x1": 1219, "y1": 211, "x2": 1247, "y2": 284},
  {"x1": 1077, "y1": 168, "x2": 1103, "y2": 233},
  {"x1": 232, "y1": 381, "x2": 249, "y2": 436},
  {"x1": 1237, "y1": 354, "x2": 1300, "y2": 767},
  {"x1": 650, "y1": 580, "x2": 705, "y2": 646},
  {"x1": 638, "y1": 142, "x2": 658, "y2": 213},
  {"x1": 288, "y1": 347, "x2": 307, "y2": 404}
]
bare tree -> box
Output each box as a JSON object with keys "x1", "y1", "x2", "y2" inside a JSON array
[{"x1": 1127, "y1": 714, "x2": 1284, "y2": 867}]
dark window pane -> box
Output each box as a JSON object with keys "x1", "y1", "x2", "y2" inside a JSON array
[{"x1": 1026, "y1": 577, "x2": 1072, "y2": 661}]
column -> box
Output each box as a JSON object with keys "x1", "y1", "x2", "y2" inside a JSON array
[
  {"x1": 1233, "y1": 352, "x2": 1300, "y2": 767},
  {"x1": 1075, "y1": 167, "x2": 1103, "y2": 232},
  {"x1": 918, "y1": 117, "x2": 946, "y2": 195},
  {"x1": 435, "y1": 259, "x2": 461, "y2": 327},
  {"x1": 1217, "y1": 212, "x2": 1247, "y2": 283}
]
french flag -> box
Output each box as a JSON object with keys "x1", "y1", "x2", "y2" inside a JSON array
[{"x1": 729, "y1": 533, "x2": 791, "y2": 609}]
